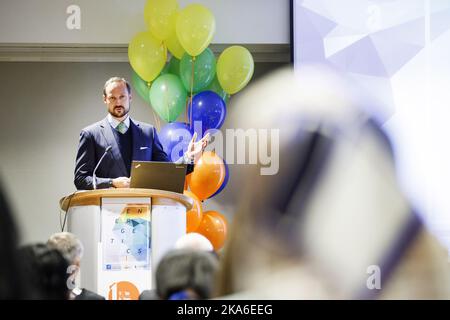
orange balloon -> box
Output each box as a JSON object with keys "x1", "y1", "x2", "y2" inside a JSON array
[
  {"x1": 184, "y1": 190, "x2": 203, "y2": 233},
  {"x1": 188, "y1": 151, "x2": 225, "y2": 200},
  {"x1": 205, "y1": 210, "x2": 227, "y2": 225},
  {"x1": 196, "y1": 210, "x2": 227, "y2": 251}
]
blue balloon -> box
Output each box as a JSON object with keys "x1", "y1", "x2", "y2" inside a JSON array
[
  {"x1": 188, "y1": 91, "x2": 226, "y2": 136},
  {"x1": 158, "y1": 122, "x2": 192, "y2": 162},
  {"x1": 208, "y1": 160, "x2": 229, "y2": 198}
]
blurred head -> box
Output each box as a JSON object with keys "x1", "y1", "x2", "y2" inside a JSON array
[
  {"x1": 20, "y1": 243, "x2": 70, "y2": 300},
  {"x1": 103, "y1": 77, "x2": 132, "y2": 120},
  {"x1": 47, "y1": 232, "x2": 84, "y2": 266},
  {"x1": 156, "y1": 249, "x2": 219, "y2": 300},
  {"x1": 215, "y1": 65, "x2": 450, "y2": 299},
  {"x1": 174, "y1": 233, "x2": 214, "y2": 252}
]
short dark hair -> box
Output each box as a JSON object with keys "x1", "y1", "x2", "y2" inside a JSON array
[
  {"x1": 20, "y1": 243, "x2": 70, "y2": 300},
  {"x1": 156, "y1": 249, "x2": 219, "y2": 299},
  {"x1": 103, "y1": 77, "x2": 131, "y2": 96}
]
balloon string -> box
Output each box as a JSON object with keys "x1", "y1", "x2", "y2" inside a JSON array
[
  {"x1": 164, "y1": 79, "x2": 170, "y2": 124},
  {"x1": 185, "y1": 97, "x2": 189, "y2": 124},
  {"x1": 148, "y1": 81, "x2": 161, "y2": 130},
  {"x1": 152, "y1": 108, "x2": 160, "y2": 131},
  {"x1": 189, "y1": 56, "x2": 196, "y2": 129},
  {"x1": 157, "y1": 110, "x2": 161, "y2": 130}
]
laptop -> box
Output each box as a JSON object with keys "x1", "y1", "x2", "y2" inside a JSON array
[{"x1": 130, "y1": 161, "x2": 187, "y2": 193}]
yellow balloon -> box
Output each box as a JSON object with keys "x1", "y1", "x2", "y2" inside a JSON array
[
  {"x1": 165, "y1": 16, "x2": 185, "y2": 59},
  {"x1": 176, "y1": 4, "x2": 215, "y2": 57},
  {"x1": 144, "y1": 0, "x2": 179, "y2": 41},
  {"x1": 128, "y1": 31, "x2": 167, "y2": 82},
  {"x1": 217, "y1": 46, "x2": 254, "y2": 95}
]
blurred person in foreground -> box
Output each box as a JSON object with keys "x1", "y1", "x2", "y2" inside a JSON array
[
  {"x1": 140, "y1": 234, "x2": 215, "y2": 300},
  {"x1": 214, "y1": 65, "x2": 450, "y2": 299},
  {"x1": 20, "y1": 243, "x2": 70, "y2": 299},
  {"x1": 0, "y1": 179, "x2": 29, "y2": 299},
  {"x1": 174, "y1": 232, "x2": 214, "y2": 252},
  {"x1": 140, "y1": 249, "x2": 218, "y2": 300},
  {"x1": 47, "y1": 232, "x2": 105, "y2": 300}
]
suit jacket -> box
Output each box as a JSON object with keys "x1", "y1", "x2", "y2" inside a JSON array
[{"x1": 75, "y1": 117, "x2": 174, "y2": 190}]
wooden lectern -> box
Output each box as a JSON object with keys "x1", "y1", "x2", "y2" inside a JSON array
[{"x1": 60, "y1": 188, "x2": 192, "y2": 300}]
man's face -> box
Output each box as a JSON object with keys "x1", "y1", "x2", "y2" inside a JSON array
[{"x1": 103, "y1": 81, "x2": 131, "y2": 119}]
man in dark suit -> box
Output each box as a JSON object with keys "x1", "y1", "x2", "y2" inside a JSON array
[{"x1": 74, "y1": 77, "x2": 208, "y2": 190}]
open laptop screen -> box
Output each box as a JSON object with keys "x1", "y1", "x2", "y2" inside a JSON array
[{"x1": 130, "y1": 161, "x2": 187, "y2": 193}]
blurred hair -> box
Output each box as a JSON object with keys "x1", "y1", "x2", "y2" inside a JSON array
[
  {"x1": 47, "y1": 232, "x2": 84, "y2": 265},
  {"x1": 20, "y1": 243, "x2": 70, "y2": 300},
  {"x1": 379, "y1": 229, "x2": 450, "y2": 299},
  {"x1": 156, "y1": 249, "x2": 219, "y2": 300},
  {"x1": 174, "y1": 233, "x2": 214, "y2": 252}
]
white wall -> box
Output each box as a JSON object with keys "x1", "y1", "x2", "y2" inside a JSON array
[{"x1": 0, "y1": 0, "x2": 289, "y2": 44}]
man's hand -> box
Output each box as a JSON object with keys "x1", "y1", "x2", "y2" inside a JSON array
[
  {"x1": 112, "y1": 177, "x2": 130, "y2": 188},
  {"x1": 185, "y1": 132, "x2": 210, "y2": 163}
]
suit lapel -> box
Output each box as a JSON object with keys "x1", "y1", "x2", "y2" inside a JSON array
[
  {"x1": 100, "y1": 117, "x2": 128, "y2": 176},
  {"x1": 130, "y1": 119, "x2": 144, "y2": 160}
]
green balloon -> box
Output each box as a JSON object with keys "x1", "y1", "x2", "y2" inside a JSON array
[
  {"x1": 131, "y1": 69, "x2": 152, "y2": 104},
  {"x1": 161, "y1": 57, "x2": 181, "y2": 77},
  {"x1": 149, "y1": 74, "x2": 187, "y2": 123},
  {"x1": 206, "y1": 75, "x2": 230, "y2": 104},
  {"x1": 180, "y1": 48, "x2": 216, "y2": 93}
]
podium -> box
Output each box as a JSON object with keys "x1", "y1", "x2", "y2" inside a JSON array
[{"x1": 60, "y1": 188, "x2": 193, "y2": 300}]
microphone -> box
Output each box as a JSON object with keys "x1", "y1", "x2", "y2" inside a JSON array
[{"x1": 93, "y1": 146, "x2": 112, "y2": 190}]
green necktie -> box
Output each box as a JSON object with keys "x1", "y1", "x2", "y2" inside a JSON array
[{"x1": 116, "y1": 122, "x2": 127, "y2": 134}]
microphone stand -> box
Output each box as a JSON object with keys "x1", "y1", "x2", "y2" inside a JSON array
[{"x1": 93, "y1": 146, "x2": 112, "y2": 190}]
